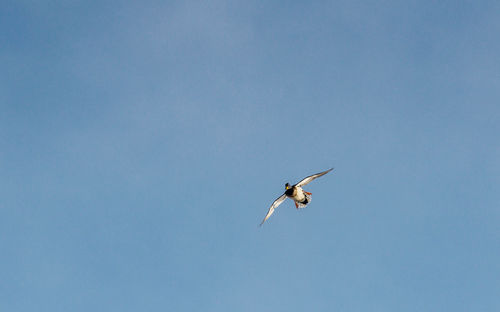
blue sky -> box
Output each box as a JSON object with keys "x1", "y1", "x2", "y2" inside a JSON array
[{"x1": 1, "y1": 1, "x2": 499, "y2": 311}]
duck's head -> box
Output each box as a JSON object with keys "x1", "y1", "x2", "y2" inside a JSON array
[{"x1": 285, "y1": 183, "x2": 291, "y2": 190}]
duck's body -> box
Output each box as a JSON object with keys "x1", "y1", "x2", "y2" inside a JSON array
[
  {"x1": 260, "y1": 168, "x2": 333, "y2": 226},
  {"x1": 285, "y1": 185, "x2": 310, "y2": 208}
]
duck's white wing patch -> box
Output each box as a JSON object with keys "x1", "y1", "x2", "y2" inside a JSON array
[
  {"x1": 295, "y1": 168, "x2": 334, "y2": 187},
  {"x1": 260, "y1": 193, "x2": 287, "y2": 226}
]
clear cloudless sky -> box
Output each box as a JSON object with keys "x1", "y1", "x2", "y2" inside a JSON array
[{"x1": 1, "y1": 1, "x2": 499, "y2": 311}]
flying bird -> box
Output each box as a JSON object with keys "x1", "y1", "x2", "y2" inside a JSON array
[{"x1": 260, "y1": 168, "x2": 334, "y2": 226}]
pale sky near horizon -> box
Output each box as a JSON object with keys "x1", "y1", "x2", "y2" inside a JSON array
[{"x1": 1, "y1": 1, "x2": 499, "y2": 311}]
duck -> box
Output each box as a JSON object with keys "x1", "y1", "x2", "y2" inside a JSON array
[{"x1": 260, "y1": 168, "x2": 333, "y2": 226}]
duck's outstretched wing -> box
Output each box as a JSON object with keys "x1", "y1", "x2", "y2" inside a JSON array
[
  {"x1": 295, "y1": 168, "x2": 334, "y2": 187},
  {"x1": 260, "y1": 193, "x2": 287, "y2": 226}
]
